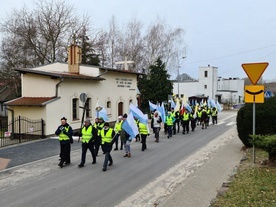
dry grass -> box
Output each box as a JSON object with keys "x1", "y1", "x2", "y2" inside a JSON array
[{"x1": 211, "y1": 148, "x2": 276, "y2": 207}]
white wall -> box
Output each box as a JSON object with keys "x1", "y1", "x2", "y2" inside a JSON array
[
  {"x1": 172, "y1": 66, "x2": 244, "y2": 103},
  {"x1": 198, "y1": 66, "x2": 218, "y2": 99},
  {"x1": 8, "y1": 64, "x2": 138, "y2": 136},
  {"x1": 22, "y1": 74, "x2": 57, "y2": 97}
]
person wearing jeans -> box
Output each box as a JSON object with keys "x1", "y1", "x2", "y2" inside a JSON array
[{"x1": 121, "y1": 114, "x2": 132, "y2": 157}]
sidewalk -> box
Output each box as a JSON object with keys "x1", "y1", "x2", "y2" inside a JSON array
[{"x1": 159, "y1": 129, "x2": 243, "y2": 207}]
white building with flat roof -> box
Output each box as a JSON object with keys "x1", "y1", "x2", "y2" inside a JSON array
[{"x1": 172, "y1": 65, "x2": 244, "y2": 103}]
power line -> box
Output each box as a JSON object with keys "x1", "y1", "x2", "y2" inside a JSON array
[{"x1": 185, "y1": 43, "x2": 276, "y2": 65}]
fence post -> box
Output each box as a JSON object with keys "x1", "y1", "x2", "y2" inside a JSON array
[
  {"x1": 41, "y1": 119, "x2": 45, "y2": 138},
  {"x1": 19, "y1": 116, "x2": 21, "y2": 143}
]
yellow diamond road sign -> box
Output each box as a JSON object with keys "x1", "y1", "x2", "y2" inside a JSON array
[
  {"x1": 242, "y1": 62, "x2": 269, "y2": 85},
  {"x1": 244, "y1": 85, "x2": 264, "y2": 103}
]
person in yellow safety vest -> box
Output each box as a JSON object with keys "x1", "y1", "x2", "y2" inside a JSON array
[
  {"x1": 95, "y1": 117, "x2": 105, "y2": 156},
  {"x1": 78, "y1": 119, "x2": 98, "y2": 168},
  {"x1": 182, "y1": 109, "x2": 190, "y2": 134},
  {"x1": 165, "y1": 111, "x2": 175, "y2": 139},
  {"x1": 55, "y1": 117, "x2": 73, "y2": 168},
  {"x1": 101, "y1": 122, "x2": 116, "y2": 171},
  {"x1": 196, "y1": 108, "x2": 202, "y2": 125},
  {"x1": 211, "y1": 107, "x2": 218, "y2": 125},
  {"x1": 138, "y1": 122, "x2": 149, "y2": 151},
  {"x1": 171, "y1": 108, "x2": 180, "y2": 135},
  {"x1": 114, "y1": 116, "x2": 123, "y2": 151}
]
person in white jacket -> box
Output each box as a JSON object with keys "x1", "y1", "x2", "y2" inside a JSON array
[{"x1": 151, "y1": 111, "x2": 162, "y2": 143}]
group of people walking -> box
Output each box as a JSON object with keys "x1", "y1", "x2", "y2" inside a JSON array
[
  {"x1": 151, "y1": 106, "x2": 218, "y2": 142},
  {"x1": 55, "y1": 113, "x2": 150, "y2": 172},
  {"x1": 55, "y1": 105, "x2": 218, "y2": 172}
]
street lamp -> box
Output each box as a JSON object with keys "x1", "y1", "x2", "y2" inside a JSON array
[{"x1": 178, "y1": 56, "x2": 186, "y2": 98}]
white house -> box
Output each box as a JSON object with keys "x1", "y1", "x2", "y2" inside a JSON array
[
  {"x1": 5, "y1": 44, "x2": 141, "y2": 136},
  {"x1": 173, "y1": 65, "x2": 244, "y2": 103}
]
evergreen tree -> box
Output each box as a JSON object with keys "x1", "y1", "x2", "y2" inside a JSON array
[
  {"x1": 138, "y1": 58, "x2": 173, "y2": 107},
  {"x1": 78, "y1": 27, "x2": 100, "y2": 66}
]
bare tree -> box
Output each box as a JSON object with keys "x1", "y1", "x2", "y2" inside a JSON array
[
  {"x1": 143, "y1": 19, "x2": 185, "y2": 73},
  {"x1": 0, "y1": 0, "x2": 85, "y2": 68},
  {"x1": 117, "y1": 18, "x2": 144, "y2": 71}
]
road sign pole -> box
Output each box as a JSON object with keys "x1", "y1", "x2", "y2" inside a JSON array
[{"x1": 253, "y1": 103, "x2": 255, "y2": 163}]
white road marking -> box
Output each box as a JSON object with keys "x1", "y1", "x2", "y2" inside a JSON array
[{"x1": 226, "y1": 122, "x2": 236, "y2": 126}]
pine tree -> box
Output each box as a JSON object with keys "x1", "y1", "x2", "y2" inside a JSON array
[
  {"x1": 78, "y1": 27, "x2": 100, "y2": 66},
  {"x1": 138, "y1": 58, "x2": 173, "y2": 107}
]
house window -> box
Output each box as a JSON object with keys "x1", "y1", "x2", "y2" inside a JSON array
[
  {"x1": 204, "y1": 71, "x2": 208, "y2": 77},
  {"x1": 85, "y1": 98, "x2": 91, "y2": 117},
  {"x1": 72, "y1": 98, "x2": 79, "y2": 120},
  {"x1": 107, "y1": 101, "x2": 111, "y2": 115},
  {"x1": 204, "y1": 85, "x2": 207, "y2": 89}
]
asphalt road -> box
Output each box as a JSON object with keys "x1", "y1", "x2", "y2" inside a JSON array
[{"x1": 0, "y1": 111, "x2": 237, "y2": 207}]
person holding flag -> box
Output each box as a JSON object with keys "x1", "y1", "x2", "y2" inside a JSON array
[{"x1": 121, "y1": 114, "x2": 132, "y2": 158}]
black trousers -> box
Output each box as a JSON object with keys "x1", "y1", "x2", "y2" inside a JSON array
[
  {"x1": 102, "y1": 143, "x2": 113, "y2": 168},
  {"x1": 191, "y1": 119, "x2": 196, "y2": 131},
  {"x1": 212, "y1": 116, "x2": 217, "y2": 124},
  {"x1": 173, "y1": 119, "x2": 180, "y2": 134},
  {"x1": 60, "y1": 142, "x2": 71, "y2": 164},
  {"x1": 114, "y1": 134, "x2": 123, "y2": 150},
  {"x1": 182, "y1": 120, "x2": 190, "y2": 134},
  {"x1": 94, "y1": 136, "x2": 101, "y2": 156},
  {"x1": 141, "y1": 134, "x2": 147, "y2": 151},
  {"x1": 81, "y1": 142, "x2": 96, "y2": 164}
]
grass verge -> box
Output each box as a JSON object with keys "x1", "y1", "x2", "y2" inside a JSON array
[{"x1": 211, "y1": 148, "x2": 276, "y2": 207}]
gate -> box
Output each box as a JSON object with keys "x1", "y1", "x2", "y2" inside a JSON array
[{"x1": 0, "y1": 116, "x2": 45, "y2": 148}]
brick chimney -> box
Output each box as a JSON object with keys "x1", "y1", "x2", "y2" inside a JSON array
[{"x1": 67, "y1": 41, "x2": 82, "y2": 73}]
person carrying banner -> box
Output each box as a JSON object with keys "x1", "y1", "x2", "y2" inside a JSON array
[
  {"x1": 101, "y1": 122, "x2": 116, "y2": 171},
  {"x1": 121, "y1": 114, "x2": 132, "y2": 157}
]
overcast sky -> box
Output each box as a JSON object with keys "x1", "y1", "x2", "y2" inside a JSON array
[{"x1": 1, "y1": 0, "x2": 276, "y2": 81}]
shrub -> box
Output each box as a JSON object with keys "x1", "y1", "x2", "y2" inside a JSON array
[
  {"x1": 251, "y1": 135, "x2": 276, "y2": 162},
  {"x1": 237, "y1": 97, "x2": 276, "y2": 147}
]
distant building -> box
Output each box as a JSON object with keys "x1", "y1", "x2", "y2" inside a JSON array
[
  {"x1": 172, "y1": 65, "x2": 244, "y2": 104},
  {"x1": 4, "y1": 43, "x2": 142, "y2": 136}
]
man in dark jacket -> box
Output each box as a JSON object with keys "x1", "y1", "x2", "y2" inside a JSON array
[
  {"x1": 78, "y1": 119, "x2": 98, "y2": 168},
  {"x1": 55, "y1": 117, "x2": 73, "y2": 168}
]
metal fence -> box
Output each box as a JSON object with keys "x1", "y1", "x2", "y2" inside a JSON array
[{"x1": 0, "y1": 116, "x2": 45, "y2": 148}]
